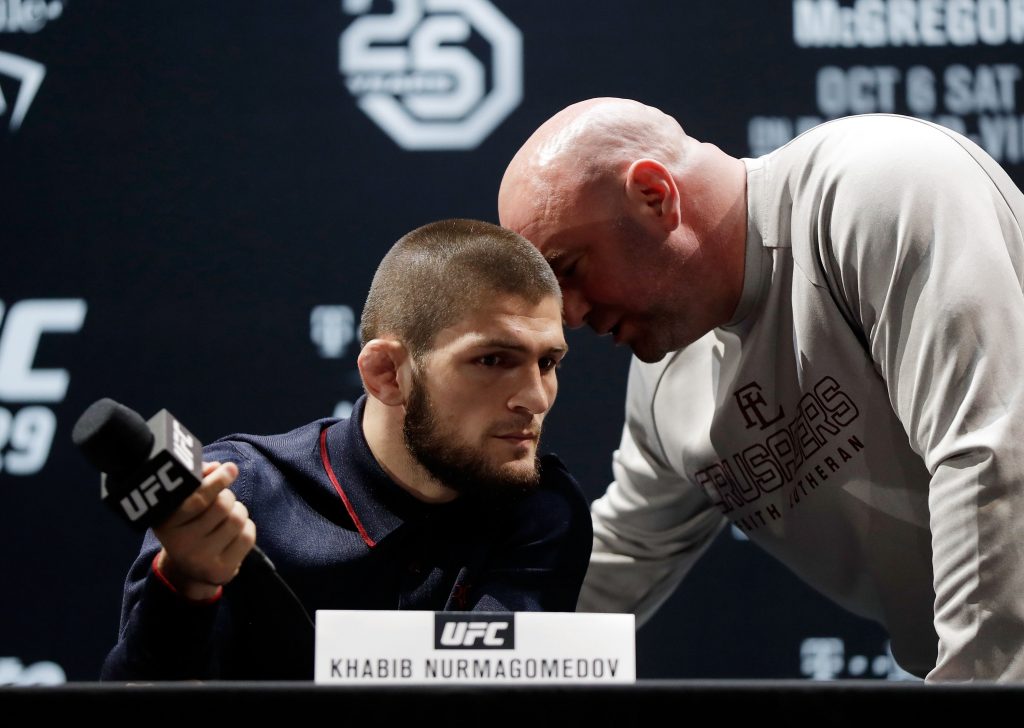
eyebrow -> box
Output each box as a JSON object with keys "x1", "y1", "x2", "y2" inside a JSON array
[
  {"x1": 543, "y1": 250, "x2": 567, "y2": 269},
  {"x1": 468, "y1": 337, "x2": 568, "y2": 355}
]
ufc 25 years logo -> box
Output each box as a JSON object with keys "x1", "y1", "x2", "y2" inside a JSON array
[
  {"x1": 434, "y1": 613, "x2": 514, "y2": 649},
  {"x1": 0, "y1": 299, "x2": 86, "y2": 476},
  {"x1": 339, "y1": 0, "x2": 522, "y2": 150}
]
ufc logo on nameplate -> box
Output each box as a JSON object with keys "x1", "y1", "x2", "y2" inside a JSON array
[
  {"x1": 339, "y1": 0, "x2": 522, "y2": 150},
  {"x1": 436, "y1": 615, "x2": 512, "y2": 649},
  {"x1": 315, "y1": 610, "x2": 635, "y2": 684}
]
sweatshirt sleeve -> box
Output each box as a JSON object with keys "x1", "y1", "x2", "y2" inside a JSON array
[
  {"x1": 821, "y1": 121, "x2": 1024, "y2": 681},
  {"x1": 99, "y1": 532, "x2": 222, "y2": 680},
  {"x1": 577, "y1": 357, "x2": 726, "y2": 625}
]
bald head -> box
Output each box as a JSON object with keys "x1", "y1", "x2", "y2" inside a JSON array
[
  {"x1": 496, "y1": 97, "x2": 749, "y2": 362},
  {"x1": 499, "y1": 98, "x2": 693, "y2": 230}
]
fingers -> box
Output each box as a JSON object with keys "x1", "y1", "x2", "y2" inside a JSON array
[
  {"x1": 198, "y1": 496, "x2": 250, "y2": 552},
  {"x1": 154, "y1": 495, "x2": 256, "y2": 588},
  {"x1": 219, "y1": 518, "x2": 257, "y2": 572},
  {"x1": 165, "y1": 461, "x2": 239, "y2": 527},
  {"x1": 186, "y1": 488, "x2": 240, "y2": 537},
  {"x1": 150, "y1": 457, "x2": 258, "y2": 594}
]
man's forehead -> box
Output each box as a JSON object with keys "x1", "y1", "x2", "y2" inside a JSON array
[
  {"x1": 434, "y1": 296, "x2": 566, "y2": 350},
  {"x1": 501, "y1": 170, "x2": 582, "y2": 238},
  {"x1": 511, "y1": 208, "x2": 577, "y2": 260},
  {"x1": 501, "y1": 195, "x2": 550, "y2": 243},
  {"x1": 530, "y1": 213, "x2": 612, "y2": 264},
  {"x1": 459, "y1": 326, "x2": 567, "y2": 351},
  {"x1": 516, "y1": 181, "x2": 611, "y2": 251}
]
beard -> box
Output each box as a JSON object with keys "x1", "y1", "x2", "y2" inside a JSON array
[{"x1": 402, "y1": 372, "x2": 541, "y2": 504}]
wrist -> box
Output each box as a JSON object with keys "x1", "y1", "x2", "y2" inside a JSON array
[{"x1": 152, "y1": 551, "x2": 223, "y2": 603}]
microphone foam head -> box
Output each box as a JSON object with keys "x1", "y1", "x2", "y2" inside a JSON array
[{"x1": 72, "y1": 398, "x2": 154, "y2": 476}]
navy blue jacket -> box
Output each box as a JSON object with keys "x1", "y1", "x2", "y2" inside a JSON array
[{"x1": 101, "y1": 397, "x2": 592, "y2": 680}]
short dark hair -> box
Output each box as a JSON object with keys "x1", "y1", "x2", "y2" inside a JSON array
[{"x1": 360, "y1": 219, "x2": 561, "y2": 357}]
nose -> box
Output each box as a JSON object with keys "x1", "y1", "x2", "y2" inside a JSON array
[
  {"x1": 508, "y1": 366, "x2": 554, "y2": 416},
  {"x1": 561, "y1": 287, "x2": 590, "y2": 329}
]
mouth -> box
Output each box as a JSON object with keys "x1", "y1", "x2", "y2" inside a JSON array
[
  {"x1": 496, "y1": 432, "x2": 538, "y2": 442},
  {"x1": 493, "y1": 429, "x2": 540, "y2": 449}
]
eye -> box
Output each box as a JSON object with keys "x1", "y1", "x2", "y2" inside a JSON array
[
  {"x1": 538, "y1": 356, "x2": 561, "y2": 372},
  {"x1": 477, "y1": 354, "x2": 502, "y2": 367},
  {"x1": 559, "y1": 259, "x2": 578, "y2": 281}
]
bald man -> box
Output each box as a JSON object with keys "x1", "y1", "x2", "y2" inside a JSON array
[{"x1": 498, "y1": 99, "x2": 1024, "y2": 681}]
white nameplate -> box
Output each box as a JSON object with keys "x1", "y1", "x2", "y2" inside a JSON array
[{"x1": 314, "y1": 611, "x2": 635, "y2": 684}]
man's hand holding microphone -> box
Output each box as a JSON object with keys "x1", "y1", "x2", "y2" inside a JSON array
[
  {"x1": 152, "y1": 460, "x2": 254, "y2": 601},
  {"x1": 72, "y1": 398, "x2": 309, "y2": 627}
]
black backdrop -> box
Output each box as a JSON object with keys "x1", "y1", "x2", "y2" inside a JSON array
[{"x1": 2, "y1": 0, "x2": 1022, "y2": 683}]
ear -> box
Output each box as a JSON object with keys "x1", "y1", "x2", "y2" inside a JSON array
[
  {"x1": 624, "y1": 159, "x2": 681, "y2": 232},
  {"x1": 357, "y1": 339, "x2": 410, "y2": 407}
]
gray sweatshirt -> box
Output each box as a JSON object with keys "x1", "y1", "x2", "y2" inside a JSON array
[{"x1": 579, "y1": 114, "x2": 1024, "y2": 681}]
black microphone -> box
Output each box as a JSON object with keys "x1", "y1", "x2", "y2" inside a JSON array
[
  {"x1": 72, "y1": 398, "x2": 205, "y2": 529},
  {"x1": 72, "y1": 399, "x2": 313, "y2": 628}
]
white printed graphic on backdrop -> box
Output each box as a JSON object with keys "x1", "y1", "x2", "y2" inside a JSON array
[
  {"x1": 0, "y1": 0, "x2": 63, "y2": 34},
  {"x1": 749, "y1": 1, "x2": 1024, "y2": 163},
  {"x1": 0, "y1": 299, "x2": 86, "y2": 477},
  {"x1": 0, "y1": 0, "x2": 62, "y2": 131},
  {"x1": 793, "y1": 0, "x2": 1024, "y2": 48},
  {"x1": 0, "y1": 656, "x2": 65, "y2": 685},
  {"x1": 0, "y1": 51, "x2": 45, "y2": 131},
  {"x1": 311, "y1": 305, "x2": 356, "y2": 359},
  {"x1": 339, "y1": 0, "x2": 522, "y2": 150},
  {"x1": 310, "y1": 305, "x2": 357, "y2": 420},
  {"x1": 799, "y1": 637, "x2": 917, "y2": 681}
]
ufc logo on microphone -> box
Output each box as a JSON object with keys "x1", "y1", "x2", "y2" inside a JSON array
[
  {"x1": 171, "y1": 418, "x2": 195, "y2": 468},
  {"x1": 120, "y1": 461, "x2": 185, "y2": 522},
  {"x1": 434, "y1": 614, "x2": 514, "y2": 650}
]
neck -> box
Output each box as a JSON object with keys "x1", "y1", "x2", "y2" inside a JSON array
[
  {"x1": 361, "y1": 395, "x2": 458, "y2": 504},
  {"x1": 681, "y1": 144, "x2": 748, "y2": 326}
]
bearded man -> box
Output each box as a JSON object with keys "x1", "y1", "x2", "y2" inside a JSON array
[{"x1": 101, "y1": 219, "x2": 592, "y2": 680}]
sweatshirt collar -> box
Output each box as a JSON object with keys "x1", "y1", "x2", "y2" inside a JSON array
[
  {"x1": 723, "y1": 156, "x2": 772, "y2": 330},
  {"x1": 321, "y1": 395, "x2": 463, "y2": 548}
]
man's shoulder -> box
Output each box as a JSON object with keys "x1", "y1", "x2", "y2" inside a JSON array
[
  {"x1": 779, "y1": 113, "x2": 957, "y2": 145},
  {"x1": 205, "y1": 418, "x2": 340, "y2": 459},
  {"x1": 202, "y1": 418, "x2": 345, "y2": 492},
  {"x1": 769, "y1": 114, "x2": 983, "y2": 181}
]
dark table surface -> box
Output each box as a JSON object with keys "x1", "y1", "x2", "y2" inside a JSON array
[{"x1": 2, "y1": 680, "x2": 1021, "y2": 724}]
